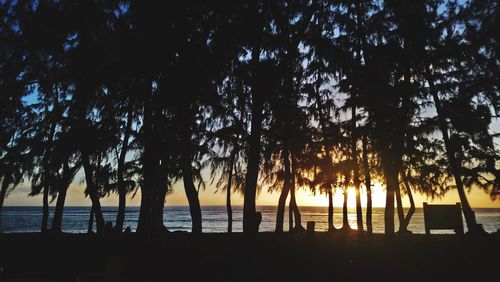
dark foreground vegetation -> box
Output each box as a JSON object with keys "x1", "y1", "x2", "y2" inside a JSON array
[{"x1": 0, "y1": 232, "x2": 499, "y2": 281}]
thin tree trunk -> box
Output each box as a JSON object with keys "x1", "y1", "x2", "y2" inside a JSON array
[
  {"x1": 181, "y1": 164, "x2": 202, "y2": 234},
  {"x1": 290, "y1": 155, "x2": 304, "y2": 231},
  {"x1": 275, "y1": 185, "x2": 289, "y2": 232},
  {"x1": 178, "y1": 112, "x2": 202, "y2": 233},
  {"x1": 87, "y1": 204, "x2": 94, "y2": 234},
  {"x1": 41, "y1": 116, "x2": 56, "y2": 232},
  {"x1": 51, "y1": 183, "x2": 68, "y2": 233},
  {"x1": 289, "y1": 187, "x2": 303, "y2": 231},
  {"x1": 138, "y1": 183, "x2": 152, "y2": 234},
  {"x1": 226, "y1": 177, "x2": 233, "y2": 233},
  {"x1": 384, "y1": 162, "x2": 396, "y2": 235},
  {"x1": 351, "y1": 108, "x2": 363, "y2": 232},
  {"x1": 81, "y1": 153, "x2": 105, "y2": 234},
  {"x1": 402, "y1": 172, "x2": 415, "y2": 231},
  {"x1": 180, "y1": 128, "x2": 202, "y2": 234},
  {"x1": 156, "y1": 174, "x2": 168, "y2": 231},
  {"x1": 342, "y1": 188, "x2": 350, "y2": 230},
  {"x1": 284, "y1": 148, "x2": 294, "y2": 232},
  {"x1": 352, "y1": 1, "x2": 367, "y2": 233},
  {"x1": 342, "y1": 174, "x2": 351, "y2": 230},
  {"x1": 276, "y1": 150, "x2": 291, "y2": 233},
  {"x1": 41, "y1": 184, "x2": 50, "y2": 232},
  {"x1": 395, "y1": 182, "x2": 406, "y2": 233},
  {"x1": 52, "y1": 160, "x2": 78, "y2": 232},
  {"x1": 116, "y1": 188, "x2": 126, "y2": 231},
  {"x1": 354, "y1": 179, "x2": 363, "y2": 231},
  {"x1": 0, "y1": 176, "x2": 10, "y2": 232},
  {"x1": 328, "y1": 188, "x2": 335, "y2": 232},
  {"x1": 226, "y1": 149, "x2": 236, "y2": 233},
  {"x1": 136, "y1": 0, "x2": 156, "y2": 236},
  {"x1": 115, "y1": 106, "x2": 133, "y2": 231},
  {"x1": 314, "y1": 70, "x2": 339, "y2": 232},
  {"x1": 396, "y1": 22, "x2": 411, "y2": 235},
  {"x1": 362, "y1": 134, "x2": 373, "y2": 234},
  {"x1": 243, "y1": 44, "x2": 264, "y2": 234},
  {"x1": 51, "y1": 163, "x2": 72, "y2": 233},
  {"x1": 424, "y1": 65, "x2": 480, "y2": 233}
]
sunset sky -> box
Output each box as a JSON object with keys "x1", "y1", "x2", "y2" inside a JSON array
[{"x1": 5, "y1": 179, "x2": 499, "y2": 208}]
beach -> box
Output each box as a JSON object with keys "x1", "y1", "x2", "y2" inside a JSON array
[{"x1": 0, "y1": 232, "x2": 499, "y2": 281}]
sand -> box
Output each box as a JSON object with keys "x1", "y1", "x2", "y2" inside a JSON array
[{"x1": 0, "y1": 231, "x2": 499, "y2": 281}]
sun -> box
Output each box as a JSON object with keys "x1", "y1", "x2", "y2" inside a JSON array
[{"x1": 295, "y1": 182, "x2": 387, "y2": 208}]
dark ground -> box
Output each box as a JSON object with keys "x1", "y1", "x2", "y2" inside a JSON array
[{"x1": 0, "y1": 232, "x2": 499, "y2": 282}]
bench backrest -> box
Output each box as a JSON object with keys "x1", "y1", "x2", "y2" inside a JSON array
[{"x1": 423, "y1": 202, "x2": 464, "y2": 235}]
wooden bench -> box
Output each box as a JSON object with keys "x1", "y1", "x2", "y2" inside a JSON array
[{"x1": 423, "y1": 202, "x2": 464, "y2": 235}]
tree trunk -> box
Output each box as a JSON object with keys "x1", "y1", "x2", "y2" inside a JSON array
[
  {"x1": 116, "y1": 188, "x2": 126, "y2": 231},
  {"x1": 362, "y1": 134, "x2": 373, "y2": 234},
  {"x1": 424, "y1": 65, "x2": 480, "y2": 233},
  {"x1": 115, "y1": 106, "x2": 133, "y2": 231},
  {"x1": 179, "y1": 126, "x2": 202, "y2": 234},
  {"x1": 0, "y1": 177, "x2": 10, "y2": 231},
  {"x1": 401, "y1": 172, "x2": 415, "y2": 231},
  {"x1": 81, "y1": 153, "x2": 105, "y2": 234},
  {"x1": 395, "y1": 175, "x2": 405, "y2": 233},
  {"x1": 289, "y1": 186, "x2": 303, "y2": 231},
  {"x1": 136, "y1": 0, "x2": 157, "y2": 236},
  {"x1": 384, "y1": 163, "x2": 396, "y2": 235},
  {"x1": 226, "y1": 148, "x2": 236, "y2": 233},
  {"x1": 87, "y1": 204, "x2": 94, "y2": 234},
  {"x1": 138, "y1": 183, "x2": 152, "y2": 234},
  {"x1": 354, "y1": 180, "x2": 363, "y2": 232},
  {"x1": 395, "y1": 23, "x2": 411, "y2": 235},
  {"x1": 351, "y1": 107, "x2": 363, "y2": 232},
  {"x1": 137, "y1": 94, "x2": 158, "y2": 236},
  {"x1": 275, "y1": 185, "x2": 289, "y2": 232},
  {"x1": 342, "y1": 188, "x2": 350, "y2": 230},
  {"x1": 41, "y1": 116, "x2": 56, "y2": 233},
  {"x1": 275, "y1": 184, "x2": 290, "y2": 233},
  {"x1": 156, "y1": 177, "x2": 168, "y2": 231},
  {"x1": 243, "y1": 44, "x2": 264, "y2": 234},
  {"x1": 314, "y1": 70, "x2": 338, "y2": 232},
  {"x1": 181, "y1": 164, "x2": 202, "y2": 234},
  {"x1": 328, "y1": 188, "x2": 335, "y2": 232},
  {"x1": 226, "y1": 177, "x2": 233, "y2": 234},
  {"x1": 51, "y1": 183, "x2": 68, "y2": 233},
  {"x1": 352, "y1": 1, "x2": 367, "y2": 233},
  {"x1": 342, "y1": 174, "x2": 351, "y2": 231},
  {"x1": 290, "y1": 155, "x2": 304, "y2": 231},
  {"x1": 52, "y1": 161, "x2": 77, "y2": 232},
  {"x1": 391, "y1": 165, "x2": 406, "y2": 234},
  {"x1": 178, "y1": 115, "x2": 202, "y2": 234},
  {"x1": 276, "y1": 150, "x2": 291, "y2": 233},
  {"x1": 41, "y1": 184, "x2": 50, "y2": 232}
]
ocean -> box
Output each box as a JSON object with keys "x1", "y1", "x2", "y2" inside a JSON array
[{"x1": 1, "y1": 206, "x2": 499, "y2": 234}]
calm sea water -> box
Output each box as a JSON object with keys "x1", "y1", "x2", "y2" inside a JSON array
[{"x1": 1, "y1": 206, "x2": 499, "y2": 234}]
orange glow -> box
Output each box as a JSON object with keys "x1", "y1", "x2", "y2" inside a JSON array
[
  {"x1": 292, "y1": 182, "x2": 387, "y2": 208},
  {"x1": 4, "y1": 181, "x2": 500, "y2": 208}
]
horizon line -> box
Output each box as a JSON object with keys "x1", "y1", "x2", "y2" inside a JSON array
[{"x1": 4, "y1": 204, "x2": 499, "y2": 209}]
